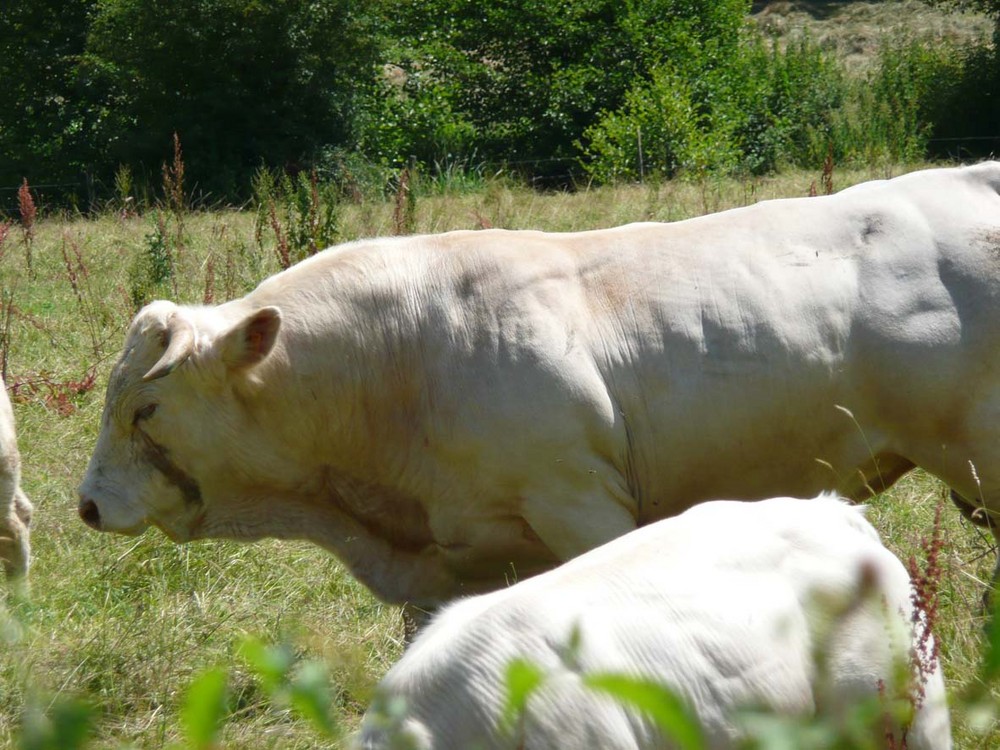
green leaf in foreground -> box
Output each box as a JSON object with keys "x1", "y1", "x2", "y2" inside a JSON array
[
  {"x1": 981, "y1": 591, "x2": 1000, "y2": 683},
  {"x1": 502, "y1": 658, "x2": 546, "y2": 729},
  {"x1": 181, "y1": 667, "x2": 229, "y2": 750},
  {"x1": 237, "y1": 636, "x2": 295, "y2": 693},
  {"x1": 18, "y1": 697, "x2": 95, "y2": 750},
  {"x1": 584, "y1": 673, "x2": 706, "y2": 750},
  {"x1": 290, "y1": 660, "x2": 338, "y2": 738}
]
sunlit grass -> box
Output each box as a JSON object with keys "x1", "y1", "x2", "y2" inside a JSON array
[{"x1": 1, "y1": 165, "x2": 998, "y2": 747}]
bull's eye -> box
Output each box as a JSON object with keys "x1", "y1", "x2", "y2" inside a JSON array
[{"x1": 133, "y1": 403, "x2": 158, "y2": 424}]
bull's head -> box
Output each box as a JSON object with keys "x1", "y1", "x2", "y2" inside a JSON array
[{"x1": 78, "y1": 300, "x2": 282, "y2": 541}]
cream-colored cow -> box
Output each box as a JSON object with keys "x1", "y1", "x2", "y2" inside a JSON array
[
  {"x1": 1, "y1": 375, "x2": 32, "y2": 581},
  {"x1": 356, "y1": 496, "x2": 951, "y2": 750},
  {"x1": 79, "y1": 162, "x2": 1000, "y2": 606}
]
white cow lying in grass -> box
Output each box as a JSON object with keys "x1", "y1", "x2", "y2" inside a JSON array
[
  {"x1": 0, "y1": 375, "x2": 32, "y2": 581},
  {"x1": 356, "y1": 495, "x2": 950, "y2": 750}
]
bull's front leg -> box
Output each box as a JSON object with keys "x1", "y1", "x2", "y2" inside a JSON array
[
  {"x1": 400, "y1": 603, "x2": 434, "y2": 644},
  {"x1": 949, "y1": 489, "x2": 1000, "y2": 612}
]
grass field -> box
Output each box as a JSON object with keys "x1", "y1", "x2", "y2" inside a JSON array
[{"x1": 2, "y1": 161, "x2": 1000, "y2": 748}]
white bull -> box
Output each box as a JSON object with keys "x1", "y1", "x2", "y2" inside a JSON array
[
  {"x1": 79, "y1": 162, "x2": 1000, "y2": 606},
  {"x1": 355, "y1": 495, "x2": 951, "y2": 750},
  {"x1": 1, "y1": 375, "x2": 32, "y2": 581}
]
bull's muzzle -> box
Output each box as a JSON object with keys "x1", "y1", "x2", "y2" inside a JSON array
[{"x1": 78, "y1": 497, "x2": 102, "y2": 530}]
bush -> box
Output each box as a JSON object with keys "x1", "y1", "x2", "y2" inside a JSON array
[
  {"x1": 580, "y1": 33, "x2": 847, "y2": 182},
  {"x1": 825, "y1": 36, "x2": 965, "y2": 169},
  {"x1": 252, "y1": 167, "x2": 340, "y2": 270},
  {"x1": 355, "y1": 65, "x2": 480, "y2": 172},
  {"x1": 924, "y1": 38, "x2": 1000, "y2": 161},
  {"x1": 372, "y1": 0, "x2": 753, "y2": 181},
  {"x1": 79, "y1": 0, "x2": 378, "y2": 201}
]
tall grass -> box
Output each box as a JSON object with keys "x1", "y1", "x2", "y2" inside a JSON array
[{"x1": 0, "y1": 166, "x2": 998, "y2": 748}]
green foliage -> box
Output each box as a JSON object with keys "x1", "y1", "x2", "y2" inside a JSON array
[
  {"x1": 371, "y1": 0, "x2": 752, "y2": 179},
  {"x1": 252, "y1": 167, "x2": 340, "y2": 269},
  {"x1": 0, "y1": 0, "x2": 97, "y2": 208},
  {"x1": 826, "y1": 36, "x2": 964, "y2": 168},
  {"x1": 128, "y1": 211, "x2": 178, "y2": 311},
  {"x1": 982, "y1": 596, "x2": 1000, "y2": 682},
  {"x1": 238, "y1": 637, "x2": 339, "y2": 739},
  {"x1": 355, "y1": 67, "x2": 479, "y2": 172},
  {"x1": 917, "y1": 35, "x2": 1000, "y2": 161},
  {"x1": 3, "y1": 0, "x2": 1000, "y2": 203},
  {"x1": 113, "y1": 165, "x2": 136, "y2": 216},
  {"x1": 736, "y1": 36, "x2": 847, "y2": 173},
  {"x1": 284, "y1": 171, "x2": 340, "y2": 260},
  {"x1": 144, "y1": 214, "x2": 174, "y2": 287},
  {"x1": 581, "y1": 33, "x2": 848, "y2": 181},
  {"x1": 581, "y1": 63, "x2": 738, "y2": 182},
  {"x1": 78, "y1": 0, "x2": 377, "y2": 200},
  {"x1": 738, "y1": 701, "x2": 900, "y2": 750},
  {"x1": 179, "y1": 668, "x2": 228, "y2": 750},
  {"x1": 924, "y1": 0, "x2": 1000, "y2": 25},
  {"x1": 17, "y1": 697, "x2": 95, "y2": 750},
  {"x1": 501, "y1": 658, "x2": 546, "y2": 731},
  {"x1": 8, "y1": 641, "x2": 340, "y2": 749},
  {"x1": 584, "y1": 673, "x2": 706, "y2": 750}
]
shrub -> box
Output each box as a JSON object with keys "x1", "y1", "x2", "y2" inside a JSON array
[
  {"x1": 253, "y1": 167, "x2": 340, "y2": 270},
  {"x1": 825, "y1": 36, "x2": 964, "y2": 168},
  {"x1": 922, "y1": 38, "x2": 1000, "y2": 161},
  {"x1": 375, "y1": 0, "x2": 753, "y2": 181},
  {"x1": 579, "y1": 33, "x2": 846, "y2": 182},
  {"x1": 355, "y1": 66, "x2": 479, "y2": 173},
  {"x1": 80, "y1": 0, "x2": 378, "y2": 201},
  {"x1": 580, "y1": 64, "x2": 739, "y2": 182}
]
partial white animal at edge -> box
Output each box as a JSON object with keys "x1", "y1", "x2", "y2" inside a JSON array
[{"x1": 0, "y1": 375, "x2": 32, "y2": 582}]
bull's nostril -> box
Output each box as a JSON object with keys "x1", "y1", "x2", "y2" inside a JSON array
[{"x1": 79, "y1": 499, "x2": 102, "y2": 529}]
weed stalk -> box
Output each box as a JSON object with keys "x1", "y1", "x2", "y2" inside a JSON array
[
  {"x1": 17, "y1": 179, "x2": 36, "y2": 277},
  {"x1": 0, "y1": 221, "x2": 12, "y2": 264},
  {"x1": 60, "y1": 232, "x2": 102, "y2": 359}
]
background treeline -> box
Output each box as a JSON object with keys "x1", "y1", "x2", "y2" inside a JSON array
[{"x1": 2, "y1": 0, "x2": 1000, "y2": 209}]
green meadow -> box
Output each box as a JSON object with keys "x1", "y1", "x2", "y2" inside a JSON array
[{"x1": 1, "y1": 165, "x2": 999, "y2": 747}]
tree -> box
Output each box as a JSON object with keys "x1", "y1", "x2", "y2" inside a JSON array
[
  {"x1": 0, "y1": 1, "x2": 97, "y2": 205},
  {"x1": 916, "y1": 0, "x2": 1000, "y2": 160},
  {"x1": 372, "y1": 0, "x2": 751, "y2": 181},
  {"x1": 82, "y1": 0, "x2": 378, "y2": 200}
]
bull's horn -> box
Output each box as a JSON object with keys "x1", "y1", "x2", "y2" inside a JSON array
[{"x1": 143, "y1": 313, "x2": 196, "y2": 381}]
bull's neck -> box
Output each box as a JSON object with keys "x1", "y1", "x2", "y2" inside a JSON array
[{"x1": 244, "y1": 316, "x2": 430, "y2": 481}]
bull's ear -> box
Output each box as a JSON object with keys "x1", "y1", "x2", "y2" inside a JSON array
[{"x1": 218, "y1": 307, "x2": 282, "y2": 371}]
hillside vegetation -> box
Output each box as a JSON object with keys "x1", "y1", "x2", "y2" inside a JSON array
[
  {"x1": 5, "y1": 0, "x2": 1000, "y2": 207},
  {"x1": 753, "y1": 1, "x2": 992, "y2": 70}
]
